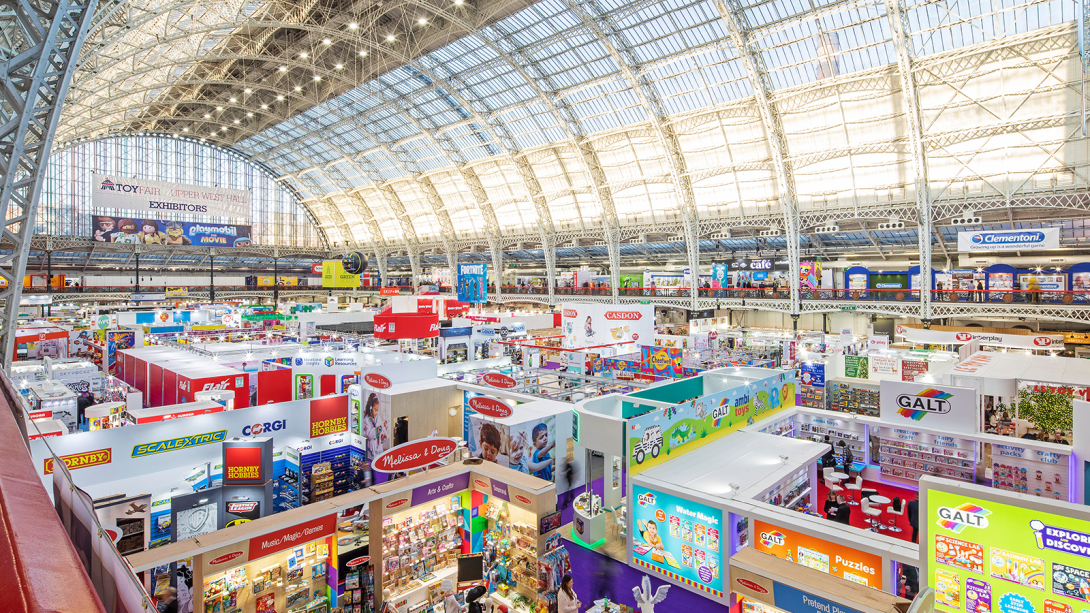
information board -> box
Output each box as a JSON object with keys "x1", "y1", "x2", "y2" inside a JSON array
[{"x1": 631, "y1": 485, "x2": 723, "y2": 598}]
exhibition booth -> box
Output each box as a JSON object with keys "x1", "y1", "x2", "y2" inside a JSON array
[{"x1": 120, "y1": 460, "x2": 564, "y2": 613}]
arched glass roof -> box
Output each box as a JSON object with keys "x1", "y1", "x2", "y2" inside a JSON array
[{"x1": 53, "y1": 0, "x2": 1087, "y2": 254}]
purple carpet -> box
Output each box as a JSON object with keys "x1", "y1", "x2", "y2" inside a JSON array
[{"x1": 562, "y1": 534, "x2": 731, "y2": 613}]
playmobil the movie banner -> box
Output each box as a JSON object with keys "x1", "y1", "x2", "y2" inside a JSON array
[{"x1": 90, "y1": 215, "x2": 253, "y2": 247}]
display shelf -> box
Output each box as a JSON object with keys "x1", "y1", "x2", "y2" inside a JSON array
[
  {"x1": 762, "y1": 467, "x2": 810, "y2": 510},
  {"x1": 784, "y1": 487, "x2": 812, "y2": 511},
  {"x1": 758, "y1": 415, "x2": 794, "y2": 437},
  {"x1": 877, "y1": 432, "x2": 976, "y2": 484},
  {"x1": 796, "y1": 412, "x2": 867, "y2": 466},
  {"x1": 800, "y1": 385, "x2": 825, "y2": 409},
  {"x1": 826, "y1": 378, "x2": 879, "y2": 417}
]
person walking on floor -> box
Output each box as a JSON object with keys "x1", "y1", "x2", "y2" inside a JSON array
[
  {"x1": 558, "y1": 575, "x2": 582, "y2": 613},
  {"x1": 907, "y1": 495, "x2": 919, "y2": 543}
]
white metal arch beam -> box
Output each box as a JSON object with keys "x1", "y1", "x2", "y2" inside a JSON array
[
  {"x1": 560, "y1": 0, "x2": 702, "y2": 308},
  {"x1": 715, "y1": 0, "x2": 802, "y2": 316},
  {"x1": 885, "y1": 0, "x2": 933, "y2": 320}
]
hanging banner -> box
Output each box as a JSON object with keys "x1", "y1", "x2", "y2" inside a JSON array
[
  {"x1": 90, "y1": 215, "x2": 252, "y2": 247},
  {"x1": 870, "y1": 355, "x2": 900, "y2": 379},
  {"x1": 322, "y1": 260, "x2": 359, "y2": 288},
  {"x1": 844, "y1": 356, "x2": 868, "y2": 378},
  {"x1": 901, "y1": 359, "x2": 928, "y2": 381},
  {"x1": 957, "y1": 228, "x2": 1059, "y2": 252},
  {"x1": 799, "y1": 362, "x2": 825, "y2": 387},
  {"x1": 894, "y1": 326, "x2": 1064, "y2": 350},
  {"x1": 457, "y1": 263, "x2": 488, "y2": 303},
  {"x1": 92, "y1": 173, "x2": 249, "y2": 219}
]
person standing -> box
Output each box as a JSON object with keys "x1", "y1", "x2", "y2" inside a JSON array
[
  {"x1": 907, "y1": 496, "x2": 919, "y2": 543},
  {"x1": 558, "y1": 574, "x2": 581, "y2": 613},
  {"x1": 975, "y1": 279, "x2": 985, "y2": 302}
]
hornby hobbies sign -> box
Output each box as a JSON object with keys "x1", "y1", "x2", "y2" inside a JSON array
[
  {"x1": 371, "y1": 438, "x2": 458, "y2": 473},
  {"x1": 481, "y1": 372, "x2": 516, "y2": 389},
  {"x1": 467, "y1": 396, "x2": 513, "y2": 418},
  {"x1": 309, "y1": 396, "x2": 349, "y2": 438},
  {"x1": 223, "y1": 446, "x2": 263, "y2": 485},
  {"x1": 363, "y1": 373, "x2": 392, "y2": 389}
]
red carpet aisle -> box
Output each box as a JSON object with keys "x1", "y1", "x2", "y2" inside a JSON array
[{"x1": 816, "y1": 476, "x2": 917, "y2": 542}]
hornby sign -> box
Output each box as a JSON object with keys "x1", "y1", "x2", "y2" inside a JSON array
[
  {"x1": 468, "y1": 396, "x2": 513, "y2": 418},
  {"x1": 372, "y1": 438, "x2": 457, "y2": 473},
  {"x1": 481, "y1": 372, "x2": 516, "y2": 389},
  {"x1": 364, "y1": 373, "x2": 392, "y2": 389},
  {"x1": 44, "y1": 448, "x2": 112, "y2": 475}
]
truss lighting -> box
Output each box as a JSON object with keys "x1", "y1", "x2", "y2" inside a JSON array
[
  {"x1": 276, "y1": 95, "x2": 284, "y2": 100},
  {"x1": 203, "y1": 114, "x2": 210, "y2": 118},
  {"x1": 294, "y1": 86, "x2": 301, "y2": 91},
  {"x1": 322, "y1": 39, "x2": 331, "y2": 45},
  {"x1": 216, "y1": 106, "x2": 223, "y2": 111},
  {"x1": 335, "y1": 64, "x2": 343, "y2": 70},
  {"x1": 260, "y1": 104, "x2": 268, "y2": 109},
  {"x1": 247, "y1": 112, "x2": 253, "y2": 117},
  {"x1": 348, "y1": 22, "x2": 358, "y2": 29},
  {"x1": 244, "y1": 88, "x2": 251, "y2": 93},
  {"x1": 418, "y1": 18, "x2": 427, "y2": 24},
  {"x1": 313, "y1": 75, "x2": 321, "y2": 81},
  {"x1": 233, "y1": 119, "x2": 240, "y2": 124},
  {"x1": 229, "y1": 97, "x2": 236, "y2": 103},
  {"x1": 300, "y1": 52, "x2": 308, "y2": 58},
  {"x1": 182, "y1": 128, "x2": 188, "y2": 132}
]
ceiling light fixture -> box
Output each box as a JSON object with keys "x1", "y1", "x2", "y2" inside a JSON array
[
  {"x1": 260, "y1": 104, "x2": 268, "y2": 109},
  {"x1": 182, "y1": 127, "x2": 189, "y2": 132},
  {"x1": 335, "y1": 63, "x2": 343, "y2": 69},
  {"x1": 216, "y1": 106, "x2": 223, "y2": 111},
  {"x1": 244, "y1": 88, "x2": 251, "y2": 93},
  {"x1": 203, "y1": 113, "x2": 210, "y2": 118},
  {"x1": 294, "y1": 86, "x2": 301, "y2": 91},
  {"x1": 300, "y1": 52, "x2": 308, "y2": 58},
  {"x1": 229, "y1": 97, "x2": 236, "y2": 102},
  {"x1": 418, "y1": 18, "x2": 427, "y2": 24},
  {"x1": 247, "y1": 112, "x2": 253, "y2": 117},
  {"x1": 277, "y1": 95, "x2": 284, "y2": 100},
  {"x1": 233, "y1": 119, "x2": 240, "y2": 124},
  {"x1": 313, "y1": 75, "x2": 321, "y2": 81},
  {"x1": 348, "y1": 22, "x2": 358, "y2": 29},
  {"x1": 279, "y1": 66, "x2": 287, "y2": 72},
  {"x1": 358, "y1": 50, "x2": 367, "y2": 56},
  {"x1": 322, "y1": 38, "x2": 331, "y2": 45},
  {"x1": 386, "y1": 34, "x2": 395, "y2": 41}
]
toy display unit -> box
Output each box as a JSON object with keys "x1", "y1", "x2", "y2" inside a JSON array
[
  {"x1": 826, "y1": 377, "x2": 880, "y2": 417},
  {"x1": 202, "y1": 535, "x2": 333, "y2": 613},
  {"x1": 380, "y1": 495, "x2": 463, "y2": 607},
  {"x1": 795, "y1": 412, "x2": 866, "y2": 468},
  {"x1": 760, "y1": 466, "x2": 812, "y2": 513},
  {"x1": 876, "y1": 427, "x2": 976, "y2": 484},
  {"x1": 482, "y1": 497, "x2": 569, "y2": 613}
]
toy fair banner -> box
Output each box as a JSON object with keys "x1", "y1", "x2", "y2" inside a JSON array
[
  {"x1": 561, "y1": 303, "x2": 653, "y2": 350},
  {"x1": 895, "y1": 326, "x2": 1064, "y2": 350},
  {"x1": 878, "y1": 380, "x2": 977, "y2": 433},
  {"x1": 91, "y1": 173, "x2": 249, "y2": 219}
]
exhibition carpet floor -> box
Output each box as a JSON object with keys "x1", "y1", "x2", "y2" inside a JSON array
[
  {"x1": 562, "y1": 531, "x2": 731, "y2": 613},
  {"x1": 816, "y1": 475, "x2": 917, "y2": 542}
]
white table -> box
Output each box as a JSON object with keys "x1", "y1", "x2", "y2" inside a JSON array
[
  {"x1": 868, "y1": 495, "x2": 891, "y2": 504},
  {"x1": 831, "y1": 472, "x2": 849, "y2": 481}
]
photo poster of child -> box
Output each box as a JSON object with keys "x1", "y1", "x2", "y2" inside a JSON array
[
  {"x1": 360, "y1": 391, "x2": 392, "y2": 458},
  {"x1": 469, "y1": 416, "x2": 511, "y2": 468},
  {"x1": 508, "y1": 416, "x2": 556, "y2": 482}
]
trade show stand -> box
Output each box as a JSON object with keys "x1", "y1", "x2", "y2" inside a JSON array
[
  {"x1": 782, "y1": 406, "x2": 1075, "y2": 501},
  {"x1": 123, "y1": 460, "x2": 559, "y2": 613}
]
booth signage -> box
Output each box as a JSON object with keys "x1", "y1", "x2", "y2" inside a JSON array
[
  {"x1": 248, "y1": 514, "x2": 336, "y2": 559},
  {"x1": 514, "y1": 494, "x2": 531, "y2": 505},
  {"x1": 753, "y1": 520, "x2": 884, "y2": 587},
  {"x1": 385, "y1": 497, "x2": 410, "y2": 510},
  {"x1": 736, "y1": 578, "x2": 768, "y2": 594},
  {"x1": 208, "y1": 551, "x2": 246, "y2": 566},
  {"x1": 800, "y1": 362, "x2": 825, "y2": 387},
  {"x1": 468, "y1": 396, "x2": 513, "y2": 418},
  {"x1": 312, "y1": 263, "x2": 323, "y2": 274},
  {"x1": 880, "y1": 380, "x2": 976, "y2": 433},
  {"x1": 372, "y1": 438, "x2": 458, "y2": 473},
  {"x1": 727, "y1": 258, "x2": 790, "y2": 272},
  {"x1": 380, "y1": 288, "x2": 399, "y2": 295},
  {"x1": 925, "y1": 484, "x2": 1090, "y2": 613},
  {"x1": 321, "y1": 260, "x2": 360, "y2": 288},
  {"x1": 131, "y1": 430, "x2": 227, "y2": 457},
  {"x1": 457, "y1": 263, "x2": 488, "y2": 303},
  {"x1": 347, "y1": 556, "x2": 370, "y2": 567},
  {"x1": 43, "y1": 448, "x2": 112, "y2": 475},
  {"x1": 223, "y1": 446, "x2": 263, "y2": 484},
  {"x1": 309, "y1": 396, "x2": 349, "y2": 438},
  {"x1": 481, "y1": 372, "x2": 516, "y2": 389},
  {"x1": 411, "y1": 472, "x2": 470, "y2": 505},
  {"x1": 897, "y1": 327, "x2": 1065, "y2": 350},
  {"x1": 771, "y1": 582, "x2": 866, "y2": 613},
  {"x1": 902, "y1": 359, "x2": 929, "y2": 381},
  {"x1": 957, "y1": 228, "x2": 1060, "y2": 252},
  {"x1": 363, "y1": 373, "x2": 392, "y2": 389},
  {"x1": 630, "y1": 485, "x2": 723, "y2": 598}
]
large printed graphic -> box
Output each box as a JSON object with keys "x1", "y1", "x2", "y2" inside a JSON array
[
  {"x1": 91, "y1": 215, "x2": 252, "y2": 247},
  {"x1": 754, "y1": 520, "x2": 884, "y2": 587},
  {"x1": 457, "y1": 263, "x2": 488, "y2": 303},
  {"x1": 627, "y1": 370, "x2": 795, "y2": 474},
  {"x1": 631, "y1": 486, "x2": 722, "y2": 598},
  {"x1": 467, "y1": 414, "x2": 556, "y2": 482},
  {"x1": 927, "y1": 488, "x2": 1090, "y2": 613},
  {"x1": 561, "y1": 303, "x2": 654, "y2": 350}
]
